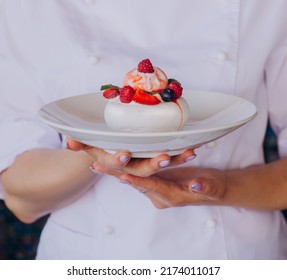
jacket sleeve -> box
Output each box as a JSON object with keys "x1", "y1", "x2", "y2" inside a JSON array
[
  {"x1": 265, "y1": 38, "x2": 287, "y2": 158},
  {"x1": 0, "y1": 1, "x2": 62, "y2": 176}
]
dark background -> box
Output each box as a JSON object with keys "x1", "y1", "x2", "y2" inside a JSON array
[{"x1": 0, "y1": 125, "x2": 286, "y2": 259}]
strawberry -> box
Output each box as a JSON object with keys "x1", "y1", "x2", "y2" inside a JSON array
[
  {"x1": 132, "y1": 88, "x2": 161, "y2": 105},
  {"x1": 167, "y1": 81, "x2": 183, "y2": 99},
  {"x1": 119, "y1": 86, "x2": 135, "y2": 103},
  {"x1": 137, "y1": 58, "x2": 154, "y2": 73},
  {"x1": 103, "y1": 88, "x2": 120, "y2": 99}
]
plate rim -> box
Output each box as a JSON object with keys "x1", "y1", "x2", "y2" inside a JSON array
[{"x1": 39, "y1": 90, "x2": 257, "y2": 138}]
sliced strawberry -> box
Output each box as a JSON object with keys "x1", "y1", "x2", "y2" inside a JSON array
[
  {"x1": 119, "y1": 86, "x2": 135, "y2": 103},
  {"x1": 167, "y1": 81, "x2": 183, "y2": 99},
  {"x1": 132, "y1": 88, "x2": 161, "y2": 105},
  {"x1": 103, "y1": 88, "x2": 120, "y2": 99},
  {"x1": 137, "y1": 59, "x2": 154, "y2": 73}
]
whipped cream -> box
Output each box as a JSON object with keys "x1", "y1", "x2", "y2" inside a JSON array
[
  {"x1": 123, "y1": 67, "x2": 168, "y2": 91},
  {"x1": 104, "y1": 97, "x2": 190, "y2": 132}
]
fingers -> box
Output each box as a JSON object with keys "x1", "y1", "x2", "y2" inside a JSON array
[
  {"x1": 66, "y1": 137, "x2": 197, "y2": 177},
  {"x1": 120, "y1": 170, "x2": 226, "y2": 207},
  {"x1": 122, "y1": 148, "x2": 196, "y2": 177},
  {"x1": 187, "y1": 177, "x2": 226, "y2": 202},
  {"x1": 169, "y1": 149, "x2": 197, "y2": 167},
  {"x1": 90, "y1": 150, "x2": 131, "y2": 170},
  {"x1": 66, "y1": 137, "x2": 132, "y2": 170},
  {"x1": 66, "y1": 137, "x2": 88, "y2": 151},
  {"x1": 124, "y1": 153, "x2": 171, "y2": 176},
  {"x1": 67, "y1": 139, "x2": 167, "y2": 176},
  {"x1": 90, "y1": 161, "x2": 122, "y2": 177},
  {"x1": 120, "y1": 173, "x2": 166, "y2": 194},
  {"x1": 90, "y1": 153, "x2": 173, "y2": 180},
  {"x1": 119, "y1": 173, "x2": 180, "y2": 206},
  {"x1": 120, "y1": 172, "x2": 196, "y2": 203}
]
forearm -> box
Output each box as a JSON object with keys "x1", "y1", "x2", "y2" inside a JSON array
[
  {"x1": 1, "y1": 148, "x2": 97, "y2": 223},
  {"x1": 224, "y1": 157, "x2": 287, "y2": 210}
]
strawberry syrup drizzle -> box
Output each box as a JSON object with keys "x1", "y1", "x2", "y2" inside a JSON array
[{"x1": 174, "y1": 99, "x2": 183, "y2": 129}]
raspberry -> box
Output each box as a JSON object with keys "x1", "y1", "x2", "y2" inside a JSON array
[
  {"x1": 103, "y1": 88, "x2": 120, "y2": 99},
  {"x1": 137, "y1": 59, "x2": 154, "y2": 73},
  {"x1": 167, "y1": 81, "x2": 183, "y2": 99},
  {"x1": 119, "y1": 86, "x2": 135, "y2": 103}
]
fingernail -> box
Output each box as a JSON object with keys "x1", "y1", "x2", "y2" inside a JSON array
[
  {"x1": 89, "y1": 166, "x2": 103, "y2": 174},
  {"x1": 159, "y1": 160, "x2": 170, "y2": 168},
  {"x1": 119, "y1": 155, "x2": 130, "y2": 163},
  {"x1": 190, "y1": 182, "x2": 203, "y2": 192},
  {"x1": 119, "y1": 179, "x2": 131, "y2": 185},
  {"x1": 64, "y1": 140, "x2": 70, "y2": 150},
  {"x1": 185, "y1": 154, "x2": 197, "y2": 162}
]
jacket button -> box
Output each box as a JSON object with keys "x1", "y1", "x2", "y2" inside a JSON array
[
  {"x1": 85, "y1": 0, "x2": 95, "y2": 6},
  {"x1": 89, "y1": 55, "x2": 100, "y2": 65},
  {"x1": 103, "y1": 225, "x2": 115, "y2": 235},
  {"x1": 217, "y1": 52, "x2": 228, "y2": 61},
  {"x1": 206, "y1": 219, "x2": 217, "y2": 228},
  {"x1": 205, "y1": 141, "x2": 217, "y2": 148}
]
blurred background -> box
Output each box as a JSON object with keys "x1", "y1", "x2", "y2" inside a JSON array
[
  {"x1": 0, "y1": 204, "x2": 48, "y2": 260},
  {"x1": 0, "y1": 124, "x2": 286, "y2": 259}
]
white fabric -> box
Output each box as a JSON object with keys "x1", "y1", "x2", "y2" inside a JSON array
[{"x1": 1, "y1": 0, "x2": 287, "y2": 259}]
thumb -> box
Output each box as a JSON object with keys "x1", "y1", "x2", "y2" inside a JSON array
[{"x1": 188, "y1": 178, "x2": 223, "y2": 201}]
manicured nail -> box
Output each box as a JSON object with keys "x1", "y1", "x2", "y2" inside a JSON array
[
  {"x1": 89, "y1": 166, "x2": 103, "y2": 174},
  {"x1": 119, "y1": 155, "x2": 130, "y2": 163},
  {"x1": 159, "y1": 160, "x2": 170, "y2": 168},
  {"x1": 119, "y1": 179, "x2": 131, "y2": 185},
  {"x1": 185, "y1": 154, "x2": 197, "y2": 162},
  {"x1": 191, "y1": 182, "x2": 203, "y2": 192}
]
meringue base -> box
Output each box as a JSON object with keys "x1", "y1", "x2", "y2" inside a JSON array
[{"x1": 104, "y1": 97, "x2": 190, "y2": 132}]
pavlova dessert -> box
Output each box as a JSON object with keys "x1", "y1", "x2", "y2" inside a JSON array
[{"x1": 101, "y1": 59, "x2": 190, "y2": 132}]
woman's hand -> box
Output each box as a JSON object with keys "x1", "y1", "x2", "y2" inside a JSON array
[
  {"x1": 121, "y1": 167, "x2": 228, "y2": 208},
  {"x1": 97, "y1": 165, "x2": 228, "y2": 209},
  {"x1": 67, "y1": 137, "x2": 227, "y2": 209},
  {"x1": 66, "y1": 137, "x2": 197, "y2": 177},
  {"x1": 66, "y1": 138, "x2": 287, "y2": 210}
]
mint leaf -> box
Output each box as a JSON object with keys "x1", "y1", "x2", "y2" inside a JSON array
[
  {"x1": 100, "y1": 84, "x2": 120, "y2": 90},
  {"x1": 145, "y1": 90, "x2": 159, "y2": 95}
]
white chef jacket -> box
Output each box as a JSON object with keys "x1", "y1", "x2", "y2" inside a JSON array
[{"x1": 1, "y1": 0, "x2": 287, "y2": 259}]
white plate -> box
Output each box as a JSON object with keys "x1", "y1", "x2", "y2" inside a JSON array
[{"x1": 39, "y1": 90, "x2": 257, "y2": 157}]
